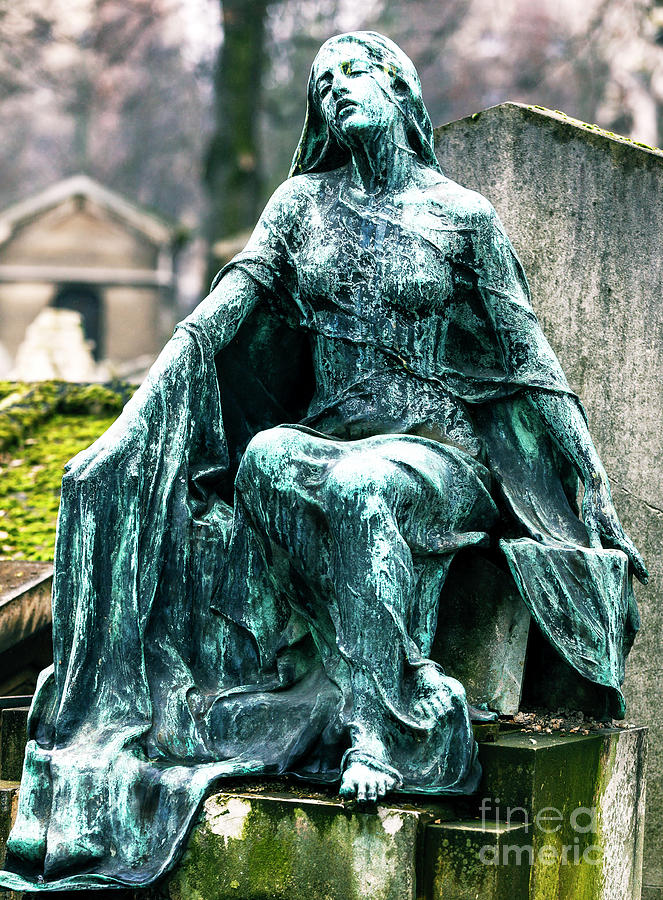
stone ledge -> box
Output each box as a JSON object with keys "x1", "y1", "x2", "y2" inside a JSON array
[
  {"x1": 166, "y1": 790, "x2": 431, "y2": 900},
  {"x1": 162, "y1": 726, "x2": 646, "y2": 900},
  {"x1": 0, "y1": 562, "x2": 52, "y2": 655}
]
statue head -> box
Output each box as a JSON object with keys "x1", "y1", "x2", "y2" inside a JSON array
[{"x1": 289, "y1": 32, "x2": 441, "y2": 177}]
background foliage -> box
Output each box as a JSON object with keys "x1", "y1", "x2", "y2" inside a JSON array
[{"x1": 2, "y1": 0, "x2": 662, "y2": 298}]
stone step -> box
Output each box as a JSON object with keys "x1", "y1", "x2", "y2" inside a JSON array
[
  {"x1": 423, "y1": 819, "x2": 530, "y2": 899},
  {"x1": 165, "y1": 789, "x2": 439, "y2": 900},
  {"x1": 0, "y1": 779, "x2": 21, "y2": 900}
]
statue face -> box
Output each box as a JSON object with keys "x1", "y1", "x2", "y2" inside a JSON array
[{"x1": 313, "y1": 46, "x2": 399, "y2": 146}]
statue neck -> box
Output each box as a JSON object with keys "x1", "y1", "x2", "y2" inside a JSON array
[{"x1": 346, "y1": 121, "x2": 416, "y2": 196}]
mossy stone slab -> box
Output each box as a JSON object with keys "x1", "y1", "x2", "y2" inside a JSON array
[
  {"x1": 166, "y1": 791, "x2": 426, "y2": 900},
  {"x1": 477, "y1": 726, "x2": 647, "y2": 899},
  {"x1": 435, "y1": 100, "x2": 663, "y2": 890},
  {"x1": 423, "y1": 819, "x2": 530, "y2": 899}
]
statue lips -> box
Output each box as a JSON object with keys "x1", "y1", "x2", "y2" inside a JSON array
[{"x1": 336, "y1": 98, "x2": 358, "y2": 119}]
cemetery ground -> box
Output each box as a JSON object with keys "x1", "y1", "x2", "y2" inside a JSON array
[{"x1": 0, "y1": 381, "x2": 134, "y2": 561}]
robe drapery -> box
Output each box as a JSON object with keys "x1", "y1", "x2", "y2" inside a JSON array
[{"x1": 0, "y1": 173, "x2": 638, "y2": 892}]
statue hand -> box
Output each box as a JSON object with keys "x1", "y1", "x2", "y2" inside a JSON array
[{"x1": 582, "y1": 480, "x2": 649, "y2": 583}]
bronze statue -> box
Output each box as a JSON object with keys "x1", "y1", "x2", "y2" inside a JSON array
[{"x1": 0, "y1": 32, "x2": 645, "y2": 892}]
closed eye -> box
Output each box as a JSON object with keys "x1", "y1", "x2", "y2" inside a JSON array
[
  {"x1": 342, "y1": 62, "x2": 370, "y2": 77},
  {"x1": 316, "y1": 73, "x2": 332, "y2": 98}
]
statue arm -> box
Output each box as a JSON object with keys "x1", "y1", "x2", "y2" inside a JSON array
[
  {"x1": 470, "y1": 198, "x2": 647, "y2": 581},
  {"x1": 527, "y1": 374, "x2": 648, "y2": 584},
  {"x1": 177, "y1": 267, "x2": 262, "y2": 356}
]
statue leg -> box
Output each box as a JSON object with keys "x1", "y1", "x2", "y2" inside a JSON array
[
  {"x1": 232, "y1": 427, "x2": 494, "y2": 800},
  {"x1": 320, "y1": 453, "x2": 469, "y2": 800}
]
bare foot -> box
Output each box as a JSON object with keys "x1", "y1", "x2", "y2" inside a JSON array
[
  {"x1": 412, "y1": 664, "x2": 454, "y2": 722},
  {"x1": 339, "y1": 760, "x2": 399, "y2": 802}
]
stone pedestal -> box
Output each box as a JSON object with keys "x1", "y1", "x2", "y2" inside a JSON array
[
  {"x1": 162, "y1": 726, "x2": 646, "y2": 900},
  {"x1": 0, "y1": 718, "x2": 646, "y2": 897},
  {"x1": 478, "y1": 727, "x2": 647, "y2": 900}
]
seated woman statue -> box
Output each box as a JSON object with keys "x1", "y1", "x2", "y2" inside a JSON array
[{"x1": 0, "y1": 31, "x2": 646, "y2": 893}]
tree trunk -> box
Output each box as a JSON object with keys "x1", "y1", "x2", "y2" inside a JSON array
[{"x1": 205, "y1": 0, "x2": 270, "y2": 260}]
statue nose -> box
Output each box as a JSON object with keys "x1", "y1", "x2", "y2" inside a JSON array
[{"x1": 332, "y1": 83, "x2": 347, "y2": 100}]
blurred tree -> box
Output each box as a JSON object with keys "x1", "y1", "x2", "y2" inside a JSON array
[
  {"x1": 0, "y1": 0, "x2": 215, "y2": 224},
  {"x1": 205, "y1": 0, "x2": 274, "y2": 250},
  {"x1": 79, "y1": 0, "x2": 214, "y2": 221}
]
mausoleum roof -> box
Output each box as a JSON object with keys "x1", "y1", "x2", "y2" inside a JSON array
[{"x1": 0, "y1": 174, "x2": 176, "y2": 249}]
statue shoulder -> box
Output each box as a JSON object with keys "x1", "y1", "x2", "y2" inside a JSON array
[
  {"x1": 425, "y1": 175, "x2": 498, "y2": 228},
  {"x1": 260, "y1": 173, "x2": 328, "y2": 223}
]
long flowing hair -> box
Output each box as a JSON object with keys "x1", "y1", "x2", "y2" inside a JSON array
[{"x1": 289, "y1": 31, "x2": 441, "y2": 177}]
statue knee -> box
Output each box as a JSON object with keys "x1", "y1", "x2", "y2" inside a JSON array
[
  {"x1": 235, "y1": 426, "x2": 303, "y2": 494},
  {"x1": 324, "y1": 455, "x2": 395, "y2": 508}
]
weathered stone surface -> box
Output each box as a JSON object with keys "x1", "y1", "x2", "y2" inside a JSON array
[
  {"x1": 433, "y1": 554, "x2": 530, "y2": 715},
  {"x1": 478, "y1": 726, "x2": 647, "y2": 899},
  {"x1": 643, "y1": 887, "x2": 663, "y2": 900},
  {"x1": 436, "y1": 102, "x2": 663, "y2": 890},
  {"x1": 0, "y1": 709, "x2": 28, "y2": 783},
  {"x1": 161, "y1": 728, "x2": 644, "y2": 900},
  {"x1": 0, "y1": 781, "x2": 19, "y2": 867},
  {"x1": 423, "y1": 819, "x2": 530, "y2": 900},
  {"x1": 424, "y1": 819, "x2": 530, "y2": 899},
  {"x1": 165, "y1": 791, "x2": 429, "y2": 900},
  {"x1": 0, "y1": 561, "x2": 52, "y2": 654},
  {"x1": 0, "y1": 781, "x2": 20, "y2": 900}
]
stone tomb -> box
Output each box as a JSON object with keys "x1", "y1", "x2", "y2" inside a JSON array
[
  {"x1": 435, "y1": 102, "x2": 663, "y2": 898},
  {"x1": 0, "y1": 175, "x2": 178, "y2": 377}
]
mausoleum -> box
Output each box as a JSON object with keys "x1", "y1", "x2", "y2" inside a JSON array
[{"x1": 0, "y1": 175, "x2": 178, "y2": 377}]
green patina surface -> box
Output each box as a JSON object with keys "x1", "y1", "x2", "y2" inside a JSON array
[{"x1": 0, "y1": 381, "x2": 132, "y2": 560}]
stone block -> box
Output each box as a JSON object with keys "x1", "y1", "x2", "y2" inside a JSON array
[
  {"x1": 0, "y1": 708, "x2": 29, "y2": 783},
  {"x1": 0, "y1": 780, "x2": 19, "y2": 866},
  {"x1": 477, "y1": 725, "x2": 647, "y2": 899},
  {"x1": 433, "y1": 554, "x2": 529, "y2": 715},
  {"x1": 0, "y1": 780, "x2": 19, "y2": 875},
  {"x1": 423, "y1": 819, "x2": 530, "y2": 899},
  {"x1": 643, "y1": 888, "x2": 663, "y2": 900},
  {"x1": 166, "y1": 790, "x2": 431, "y2": 900}
]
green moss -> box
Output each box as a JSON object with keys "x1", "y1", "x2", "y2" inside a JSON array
[
  {"x1": 168, "y1": 796, "x2": 416, "y2": 900},
  {"x1": 520, "y1": 104, "x2": 663, "y2": 155},
  {"x1": 0, "y1": 380, "x2": 135, "y2": 561}
]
